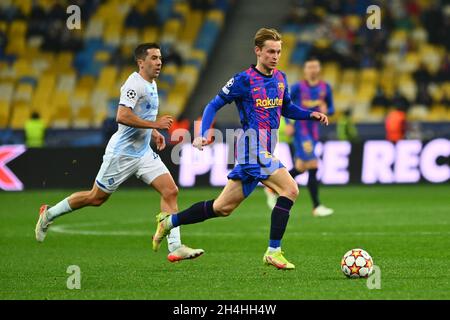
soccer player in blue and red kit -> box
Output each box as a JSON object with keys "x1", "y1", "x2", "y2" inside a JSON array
[{"x1": 152, "y1": 28, "x2": 328, "y2": 270}]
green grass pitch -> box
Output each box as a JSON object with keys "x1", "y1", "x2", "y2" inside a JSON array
[{"x1": 1, "y1": 184, "x2": 449, "y2": 300}]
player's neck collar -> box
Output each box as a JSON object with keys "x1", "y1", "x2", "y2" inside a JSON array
[
  {"x1": 251, "y1": 64, "x2": 274, "y2": 78},
  {"x1": 304, "y1": 79, "x2": 320, "y2": 87},
  {"x1": 136, "y1": 71, "x2": 155, "y2": 84}
]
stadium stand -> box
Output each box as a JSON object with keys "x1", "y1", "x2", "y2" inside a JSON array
[
  {"x1": 0, "y1": 0, "x2": 231, "y2": 131},
  {"x1": 0, "y1": 0, "x2": 449, "y2": 145},
  {"x1": 281, "y1": 0, "x2": 450, "y2": 123}
]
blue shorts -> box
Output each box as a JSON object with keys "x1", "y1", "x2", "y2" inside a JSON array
[
  {"x1": 293, "y1": 136, "x2": 318, "y2": 161},
  {"x1": 227, "y1": 159, "x2": 285, "y2": 198}
]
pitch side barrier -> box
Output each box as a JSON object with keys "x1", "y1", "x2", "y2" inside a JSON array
[{"x1": 1, "y1": 139, "x2": 448, "y2": 191}]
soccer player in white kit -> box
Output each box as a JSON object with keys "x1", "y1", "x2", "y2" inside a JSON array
[{"x1": 35, "y1": 43, "x2": 204, "y2": 262}]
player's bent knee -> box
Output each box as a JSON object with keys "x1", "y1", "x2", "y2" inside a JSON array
[{"x1": 283, "y1": 185, "x2": 299, "y2": 201}]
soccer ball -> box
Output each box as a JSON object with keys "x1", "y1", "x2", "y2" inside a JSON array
[{"x1": 341, "y1": 248, "x2": 374, "y2": 278}]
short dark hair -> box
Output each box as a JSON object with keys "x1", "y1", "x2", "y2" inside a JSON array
[
  {"x1": 134, "y1": 43, "x2": 160, "y2": 61},
  {"x1": 304, "y1": 56, "x2": 320, "y2": 64}
]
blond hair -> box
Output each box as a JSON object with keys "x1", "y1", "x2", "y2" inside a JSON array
[{"x1": 254, "y1": 28, "x2": 282, "y2": 48}]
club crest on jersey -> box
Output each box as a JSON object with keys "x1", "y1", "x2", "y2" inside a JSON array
[
  {"x1": 255, "y1": 97, "x2": 283, "y2": 108},
  {"x1": 278, "y1": 82, "x2": 285, "y2": 90}
]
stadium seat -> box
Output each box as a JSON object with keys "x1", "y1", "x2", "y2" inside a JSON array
[
  {"x1": 0, "y1": 101, "x2": 10, "y2": 128},
  {"x1": 0, "y1": 83, "x2": 15, "y2": 104},
  {"x1": 73, "y1": 106, "x2": 94, "y2": 129},
  {"x1": 13, "y1": 83, "x2": 34, "y2": 103},
  {"x1": 51, "y1": 105, "x2": 71, "y2": 128},
  {"x1": 10, "y1": 102, "x2": 31, "y2": 129}
]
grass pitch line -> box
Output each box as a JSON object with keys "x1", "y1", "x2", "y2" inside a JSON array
[{"x1": 50, "y1": 221, "x2": 450, "y2": 237}]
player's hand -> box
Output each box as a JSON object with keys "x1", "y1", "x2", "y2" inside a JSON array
[
  {"x1": 152, "y1": 131, "x2": 166, "y2": 151},
  {"x1": 311, "y1": 111, "x2": 329, "y2": 126},
  {"x1": 192, "y1": 136, "x2": 208, "y2": 151},
  {"x1": 156, "y1": 115, "x2": 173, "y2": 130}
]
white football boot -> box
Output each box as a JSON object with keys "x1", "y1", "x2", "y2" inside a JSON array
[
  {"x1": 35, "y1": 205, "x2": 53, "y2": 242},
  {"x1": 313, "y1": 205, "x2": 334, "y2": 217},
  {"x1": 167, "y1": 245, "x2": 205, "y2": 262}
]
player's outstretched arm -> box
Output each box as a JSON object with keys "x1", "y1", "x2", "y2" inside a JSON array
[
  {"x1": 116, "y1": 105, "x2": 173, "y2": 129},
  {"x1": 192, "y1": 95, "x2": 227, "y2": 150},
  {"x1": 282, "y1": 103, "x2": 328, "y2": 125}
]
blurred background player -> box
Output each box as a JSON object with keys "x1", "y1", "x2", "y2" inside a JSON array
[
  {"x1": 337, "y1": 108, "x2": 359, "y2": 142},
  {"x1": 35, "y1": 43, "x2": 204, "y2": 262},
  {"x1": 265, "y1": 57, "x2": 335, "y2": 217},
  {"x1": 152, "y1": 28, "x2": 328, "y2": 270}
]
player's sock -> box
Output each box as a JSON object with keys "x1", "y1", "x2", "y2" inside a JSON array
[
  {"x1": 307, "y1": 168, "x2": 320, "y2": 208},
  {"x1": 268, "y1": 196, "x2": 293, "y2": 250},
  {"x1": 46, "y1": 197, "x2": 72, "y2": 221},
  {"x1": 288, "y1": 167, "x2": 302, "y2": 178},
  {"x1": 167, "y1": 226, "x2": 182, "y2": 252},
  {"x1": 170, "y1": 200, "x2": 217, "y2": 227}
]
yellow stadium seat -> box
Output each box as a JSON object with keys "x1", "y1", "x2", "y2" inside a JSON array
[
  {"x1": 52, "y1": 105, "x2": 72, "y2": 128},
  {"x1": 16, "y1": 0, "x2": 32, "y2": 16},
  {"x1": 0, "y1": 21, "x2": 7, "y2": 32},
  {"x1": 161, "y1": 18, "x2": 182, "y2": 42},
  {"x1": 8, "y1": 20, "x2": 27, "y2": 38},
  {"x1": 426, "y1": 105, "x2": 446, "y2": 121},
  {"x1": 207, "y1": 10, "x2": 224, "y2": 26},
  {"x1": 189, "y1": 49, "x2": 207, "y2": 67},
  {"x1": 103, "y1": 22, "x2": 123, "y2": 46},
  {"x1": 118, "y1": 66, "x2": 136, "y2": 84},
  {"x1": 141, "y1": 27, "x2": 159, "y2": 43},
  {"x1": 0, "y1": 83, "x2": 14, "y2": 103},
  {"x1": 123, "y1": 28, "x2": 140, "y2": 48},
  {"x1": 346, "y1": 15, "x2": 362, "y2": 30},
  {"x1": 0, "y1": 100, "x2": 10, "y2": 128},
  {"x1": 73, "y1": 106, "x2": 93, "y2": 128},
  {"x1": 70, "y1": 88, "x2": 90, "y2": 111},
  {"x1": 178, "y1": 10, "x2": 203, "y2": 45},
  {"x1": 370, "y1": 106, "x2": 387, "y2": 117},
  {"x1": 13, "y1": 58, "x2": 36, "y2": 78},
  {"x1": 5, "y1": 36, "x2": 26, "y2": 57},
  {"x1": 13, "y1": 83, "x2": 34, "y2": 103},
  {"x1": 165, "y1": 91, "x2": 187, "y2": 117},
  {"x1": 162, "y1": 64, "x2": 178, "y2": 76},
  {"x1": 360, "y1": 68, "x2": 378, "y2": 84},
  {"x1": 174, "y1": 1, "x2": 190, "y2": 21},
  {"x1": 97, "y1": 66, "x2": 117, "y2": 90},
  {"x1": 77, "y1": 75, "x2": 97, "y2": 90},
  {"x1": 95, "y1": 51, "x2": 111, "y2": 63},
  {"x1": 31, "y1": 73, "x2": 56, "y2": 111},
  {"x1": 54, "y1": 52, "x2": 74, "y2": 73},
  {"x1": 10, "y1": 102, "x2": 31, "y2": 129}
]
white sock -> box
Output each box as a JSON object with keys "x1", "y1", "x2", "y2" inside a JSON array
[
  {"x1": 167, "y1": 226, "x2": 182, "y2": 252},
  {"x1": 268, "y1": 246, "x2": 281, "y2": 253},
  {"x1": 47, "y1": 198, "x2": 72, "y2": 221},
  {"x1": 167, "y1": 215, "x2": 174, "y2": 229}
]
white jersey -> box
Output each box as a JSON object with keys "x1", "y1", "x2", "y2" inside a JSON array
[{"x1": 105, "y1": 72, "x2": 159, "y2": 157}]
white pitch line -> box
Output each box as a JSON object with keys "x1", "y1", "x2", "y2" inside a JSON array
[{"x1": 49, "y1": 222, "x2": 450, "y2": 238}]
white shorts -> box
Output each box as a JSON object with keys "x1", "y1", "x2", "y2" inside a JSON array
[{"x1": 95, "y1": 150, "x2": 170, "y2": 193}]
